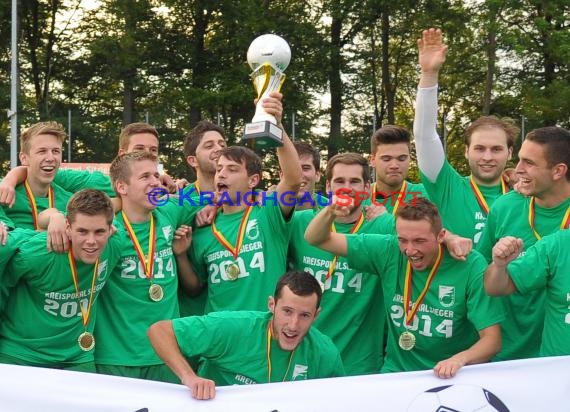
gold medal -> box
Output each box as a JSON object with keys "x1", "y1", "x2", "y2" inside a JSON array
[
  {"x1": 149, "y1": 284, "x2": 164, "y2": 302},
  {"x1": 399, "y1": 331, "x2": 416, "y2": 351},
  {"x1": 78, "y1": 331, "x2": 95, "y2": 351},
  {"x1": 226, "y1": 263, "x2": 240, "y2": 281}
]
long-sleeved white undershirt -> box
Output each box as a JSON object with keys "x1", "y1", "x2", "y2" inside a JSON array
[{"x1": 413, "y1": 85, "x2": 446, "y2": 183}]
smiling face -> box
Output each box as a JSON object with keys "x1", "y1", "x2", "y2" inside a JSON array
[
  {"x1": 67, "y1": 212, "x2": 112, "y2": 264},
  {"x1": 465, "y1": 127, "x2": 512, "y2": 185},
  {"x1": 268, "y1": 285, "x2": 320, "y2": 351},
  {"x1": 514, "y1": 140, "x2": 558, "y2": 198},
  {"x1": 188, "y1": 130, "x2": 227, "y2": 176},
  {"x1": 19, "y1": 133, "x2": 63, "y2": 188},
  {"x1": 396, "y1": 218, "x2": 445, "y2": 271},
  {"x1": 116, "y1": 159, "x2": 161, "y2": 210},
  {"x1": 371, "y1": 143, "x2": 411, "y2": 190}
]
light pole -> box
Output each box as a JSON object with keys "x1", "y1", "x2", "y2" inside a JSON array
[{"x1": 10, "y1": 0, "x2": 18, "y2": 168}]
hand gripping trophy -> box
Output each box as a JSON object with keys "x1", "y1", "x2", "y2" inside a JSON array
[{"x1": 243, "y1": 34, "x2": 291, "y2": 148}]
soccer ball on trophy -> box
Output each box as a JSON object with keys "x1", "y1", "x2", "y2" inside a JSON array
[
  {"x1": 243, "y1": 34, "x2": 291, "y2": 148},
  {"x1": 407, "y1": 384, "x2": 510, "y2": 412}
]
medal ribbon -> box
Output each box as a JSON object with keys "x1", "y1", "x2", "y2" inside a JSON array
[
  {"x1": 266, "y1": 321, "x2": 295, "y2": 383},
  {"x1": 528, "y1": 197, "x2": 570, "y2": 240},
  {"x1": 68, "y1": 249, "x2": 99, "y2": 328},
  {"x1": 24, "y1": 180, "x2": 54, "y2": 230},
  {"x1": 122, "y1": 211, "x2": 156, "y2": 281},
  {"x1": 194, "y1": 180, "x2": 201, "y2": 195},
  {"x1": 469, "y1": 176, "x2": 507, "y2": 216},
  {"x1": 211, "y1": 206, "x2": 253, "y2": 259},
  {"x1": 372, "y1": 180, "x2": 408, "y2": 216},
  {"x1": 403, "y1": 244, "x2": 443, "y2": 325},
  {"x1": 325, "y1": 213, "x2": 365, "y2": 283}
]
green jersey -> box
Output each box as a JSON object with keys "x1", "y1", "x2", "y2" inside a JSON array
[
  {"x1": 95, "y1": 199, "x2": 200, "y2": 366},
  {"x1": 477, "y1": 191, "x2": 570, "y2": 360},
  {"x1": 362, "y1": 181, "x2": 428, "y2": 215},
  {"x1": 288, "y1": 209, "x2": 394, "y2": 375},
  {"x1": 190, "y1": 204, "x2": 291, "y2": 313},
  {"x1": 0, "y1": 231, "x2": 121, "y2": 365},
  {"x1": 420, "y1": 161, "x2": 506, "y2": 244},
  {"x1": 54, "y1": 168, "x2": 115, "y2": 197},
  {"x1": 0, "y1": 207, "x2": 14, "y2": 230},
  {"x1": 173, "y1": 311, "x2": 345, "y2": 386},
  {"x1": 346, "y1": 234, "x2": 504, "y2": 373},
  {"x1": 0, "y1": 228, "x2": 35, "y2": 312},
  {"x1": 507, "y1": 230, "x2": 570, "y2": 357},
  {"x1": 2, "y1": 182, "x2": 73, "y2": 230}
]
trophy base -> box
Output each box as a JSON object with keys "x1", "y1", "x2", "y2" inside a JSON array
[{"x1": 243, "y1": 121, "x2": 284, "y2": 148}]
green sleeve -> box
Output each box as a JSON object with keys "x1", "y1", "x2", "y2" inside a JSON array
[
  {"x1": 54, "y1": 168, "x2": 114, "y2": 196},
  {"x1": 507, "y1": 235, "x2": 553, "y2": 294},
  {"x1": 346, "y1": 233, "x2": 397, "y2": 276}
]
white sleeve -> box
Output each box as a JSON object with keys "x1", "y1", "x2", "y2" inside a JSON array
[{"x1": 413, "y1": 85, "x2": 446, "y2": 183}]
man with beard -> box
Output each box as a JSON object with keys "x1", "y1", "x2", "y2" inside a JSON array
[
  {"x1": 414, "y1": 28, "x2": 519, "y2": 245},
  {"x1": 148, "y1": 271, "x2": 344, "y2": 399},
  {"x1": 305, "y1": 198, "x2": 503, "y2": 378},
  {"x1": 477, "y1": 126, "x2": 570, "y2": 361}
]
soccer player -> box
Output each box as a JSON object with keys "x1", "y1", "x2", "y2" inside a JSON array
[
  {"x1": 365, "y1": 125, "x2": 427, "y2": 214},
  {"x1": 477, "y1": 126, "x2": 570, "y2": 360},
  {"x1": 485, "y1": 231, "x2": 570, "y2": 357},
  {"x1": 0, "y1": 189, "x2": 120, "y2": 371},
  {"x1": 93, "y1": 151, "x2": 203, "y2": 383},
  {"x1": 0, "y1": 121, "x2": 73, "y2": 229},
  {"x1": 288, "y1": 152, "x2": 394, "y2": 375},
  {"x1": 414, "y1": 28, "x2": 519, "y2": 244},
  {"x1": 291, "y1": 141, "x2": 327, "y2": 210},
  {"x1": 305, "y1": 198, "x2": 503, "y2": 378},
  {"x1": 147, "y1": 271, "x2": 345, "y2": 399},
  {"x1": 185, "y1": 123, "x2": 302, "y2": 313}
]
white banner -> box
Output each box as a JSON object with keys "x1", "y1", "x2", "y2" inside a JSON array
[{"x1": 0, "y1": 356, "x2": 568, "y2": 411}]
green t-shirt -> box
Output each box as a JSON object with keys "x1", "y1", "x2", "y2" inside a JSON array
[
  {"x1": 288, "y1": 208, "x2": 394, "y2": 375},
  {"x1": 420, "y1": 161, "x2": 506, "y2": 244},
  {"x1": 346, "y1": 234, "x2": 504, "y2": 373},
  {"x1": 190, "y1": 204, "x2": 291, "y2": 313},
  {"x1": 0, "y1": 228, "x2": 35, "y2": 312},
  {"x1": 507, "y1": 230, "x2": 570, "y2": 357},
  {"x1": 95, "y1": 199, "x2": 200, "y2": 366},
  {"x1": 54, "y1": 168, "x2": 115, "y2": 197},
  {"x1": 362, "y1": 181, "x2": 428, "y2": 215},
  {"x1": 2, "y1": 182, "x2": 73, "y2": 230},
  {"x1": 0, "y1": 231, "x2": 121, "y2": 365},
  {"x1": 477, "y1": 191, "x2": 570, "y2": 360},
  {"x1": 173, "y1": 311, "x2": 345, "y2": 386},
  {"x1": 0, "y1": 207, "x2": 15, "y2": 230}
]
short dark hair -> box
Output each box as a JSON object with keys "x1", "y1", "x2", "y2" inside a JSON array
[
  {"x1": 66, "y1": 189, "x2": 114, "y2": 225},
  {"x1": 183, "y1": 120, "x2": 226, "y2": 158},
  {"x1": 274, "y1": 271, "x2": 322, "y2": 309},
  {"x1": 464, "y1": 116, "x2": 519, "y2": 148},
  {"x1": 325, "y1": 152, "x2": 370, "y2": 183},
  {"x1": 294, "y1": 141, "x2": 321, "y2": 171},
  {"x1": 371, "y1": 125, "x2": 411, "y2": 154},
  {"x1": 396, "y1": 198, "x2": 442, "y2": 235},
  {"x1": 218, "y1": 146, "x2": 262, "y2": 177},
  {"x1": 118, "y1": 122, "x2": 159, "y2": 151},
  {"x1": 525, "y1": 126, "x2": 570, "y2": 180}
]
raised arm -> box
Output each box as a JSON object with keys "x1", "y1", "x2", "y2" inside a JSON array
[
  {"x1": 265, "y1": 92, "x2": 302, "y2": 217},
  {"x1": 484, "y1": 236, "x2": 522, "y2": 296},
  {"x1": 147, "y1": 320, "x2": 215, "y2": 400},
  {"x1": 414, "y1": 28, "x2": 448, "y2": 182}
]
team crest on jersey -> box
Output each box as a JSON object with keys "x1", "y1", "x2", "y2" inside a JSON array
[
  {"x1": 162, "y1": 225, "x2": 172, "y2": 241},
  {"x1": 97, "y1": 259, "x2": 108, "y2": 280},
  {"x1": 292, "y1": 364, "x2": 308, "y2": 379},
  {"x1": 439, "y1": 285, "x2": 455, "y2": 308},
  {"x1": 246, "y1": 219, "x2": 259, "y2": 240}
]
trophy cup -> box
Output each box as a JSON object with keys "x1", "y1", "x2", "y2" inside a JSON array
[{"x1": 243, "y1": 34, "x2": 291, "y2": 148}]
